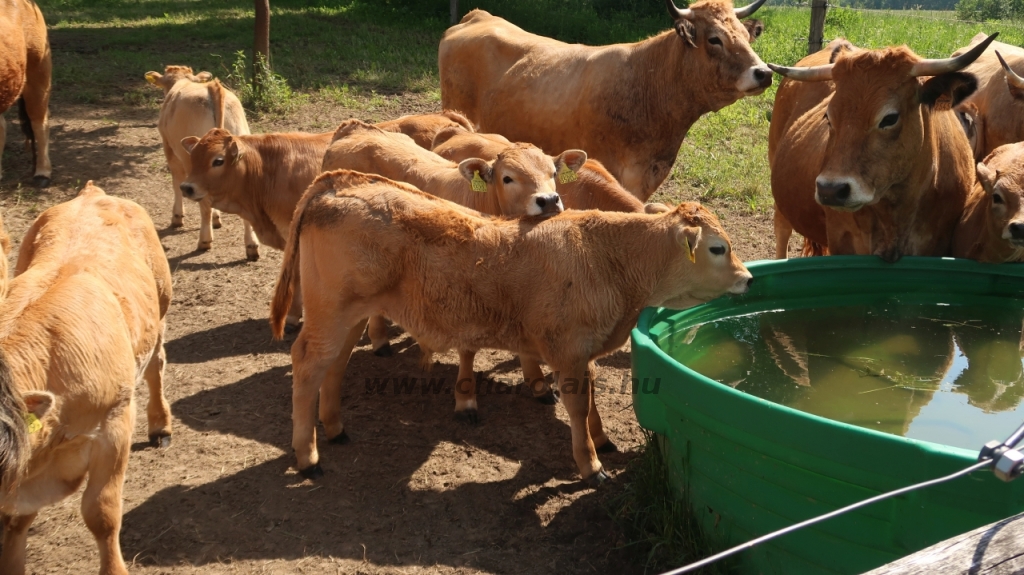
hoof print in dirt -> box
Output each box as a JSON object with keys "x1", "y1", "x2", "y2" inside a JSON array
[
  {"x1": 596, "y1": 440, "x2": 618, "y2": 454},
  {"x1": 148, "y1": 433, "x2": 172, "y2": 449},
  {"x1": 298, "y1": 463, "x2": 324, "y2": 480},
  {"x1": 584, "y1": 468, "x2": 612, "y2": 487},
  {"x1": 534, "y1": 390, "x2": 558, "y2": 405},
  {"x1": 328, "y1": 431, "x2": 350, "y2": 445},
  {"x1": 373, "y1": 342, "x2": 393, "y2": 357},
  {"x1": 32, "y1": 175, "x2": 51, "y2": 188},
  {"x1": 454, "y1": 409, "x2": 479, "y2": 424}
]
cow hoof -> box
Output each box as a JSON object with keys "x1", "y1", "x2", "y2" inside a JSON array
[
  {"x1": 596, "y1": 439, "x2": 618, "y2": 454},
  {"x1": 328, "y1": 431, "x2": 350, "y2": 445},
  {"x1": 454, "y1": 409, "x2": 479, "y2": 424},
  {"x1": 534, "y1": 390, "x2": 557, "y2": 405},
  {"x1": 584, "y1": 468, "x2": 612, "y2": 487},
  {"x1": 32, "y1": 175, "x2": 51, "y2": 189},
  {"x1": 298, "y1": 463, "x2": 324, "y2": 479},
  {"x1": 246, "y1": 249, "x2": 260, "y2": 262},
  {"x1": 171, "y1": 216, "x2": 184, "y2": 228},
  {"x1": 373, "y1": 342, "x2": 393, "y2": 357},
  {"x1": 197, "y1": 241, "x2": 212, "y2": 251},
  {"x1": 212, "y1": 221, "x2": 223, "y2": 230},
  {"x1": 149, "y1": 433, "x2": 172, "y2": 449},
  {"x1": 284, "y1": 322, "x2": 302, "y2": 336}
]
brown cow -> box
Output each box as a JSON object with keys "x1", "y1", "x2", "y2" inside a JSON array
[
  {"x1": 952, "y1": 143, "x2": 1024, "y2": 262},
  {"x1": 179, "y1": 127, "x2": 335, "y2": 328},
  {"x1": 768, "y1": 37, "x2": 994, "y2": 261},
  {"x1": 951, "y1": 34, "x2": 1024, "y2": 161},
  {"x1": 431, "y1": 126, "x2": 646, "y2": 213},
  {"x1": 438, "y1": 0, "x2": 771, "y2": 201},
  {"x1": 375, "y1": 110, "x2": 474, "y2": 149},
  {"x1": 269, "y1": 169, "x2": 752, "y2": 482},
  {"x1": 0, "y1": 182, "x2": 172, "y2": 575},
  {"x1": 146, "y1": 68, "x2": 261, "y2": 259},
  {"x1": 0, "y1": 0, "x2": 52, "y2": 187}
]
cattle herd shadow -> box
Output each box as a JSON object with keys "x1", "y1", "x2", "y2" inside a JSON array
[{"x1": 137, "y1": 337, "x2": 638, "y2": 572}]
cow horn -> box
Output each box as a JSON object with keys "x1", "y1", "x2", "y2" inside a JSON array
[
  {"x1": 767, "y1": 62, "x2": 834, "y2": 82},
  {"x1": 665, "y1": 0, "x2": 692, "y2": 20},
  {"x1": 996, "y1": 51, "x2": 1024, "y2": 92},
  {"x1": 735, "y1": 0, "x2": 768, "y2": 19},
  {"x1": 909, "y1": 32, "x2": 998, "y2": 77}
]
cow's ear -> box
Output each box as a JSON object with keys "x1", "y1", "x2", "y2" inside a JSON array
[
  {"x1": 977, "y1": 162, "x2": 999, "y2": 195},
  {"x1": 920, "y1": 72, "x2": 978, "y2": 108},
  {"x1": 145, "y1": 71, "x2": 162, "y2": 86},
  {"x1": 22, "y1": 391, "x2": 54, "y2": 420},
  {"x1": 743, "y1": 19, "x2": 765, "y2": 43},
  {"x1": 194, "y1": 71, "x2": 213, "y2": 82},
  {"x1": 674, "y1": 225, "x2": 702, "y2": 262},
  {"x1": 645, "y1": 202, "x2": 672, "y2": 214},
  {"x1": 673, "y1": 20, "x2": 697, "y2": 48},
  {"x1": 181, "y1": 136, "x2": 200, "y2": 154},
  {"x1": 555, "y1": 150, "x2": 587, "y2": 175},
  {"x1": 226, "y1": 138, "x2": 243, "y2": 164},
  {"x1": 458, "y1": 158, "x2": 493, "y2": 189}
]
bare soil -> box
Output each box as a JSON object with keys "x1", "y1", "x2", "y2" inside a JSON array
[{"x1": 0, "y1": 93, "x2": 781, "y2": 574}]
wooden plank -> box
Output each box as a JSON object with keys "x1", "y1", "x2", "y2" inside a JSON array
[
  {"x1": 450, "y1": 0, "x2": 458, "y2": 25},
  {"x1": 808, "y1": 0, "x2": 827, "y2": 54},
  {"x1": 863, "y1": 512, "x2": 1024, "y2": 574}
]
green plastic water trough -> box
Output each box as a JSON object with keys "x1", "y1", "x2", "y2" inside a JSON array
[{"x1": 630, "y1": 256, "x2": 1024, "y2": 574}]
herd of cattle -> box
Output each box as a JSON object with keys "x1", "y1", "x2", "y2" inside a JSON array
[{"x1": 1, "y1": 0, "x2": 1024, "y2": 571}]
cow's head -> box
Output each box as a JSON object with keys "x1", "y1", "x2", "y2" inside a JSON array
[
  {"x1": 0, "y1": 367, "x2": 54, "y2": 492},
  {"x1": 179, "y1": 128, "x2": 243, "y2": 205},
  {"x1": 457, "y1": 144, "x2": 585, "y2": 217},
  {"x1": 145, "y1": 65, "x2": 213, "y2": 95},
  {"x1": 769, "y1": 34, "x2": 995, "y2": 211},
  {"x1": 666, "y1": 0, "x2": 772, "y2": 97},
  {"x1": 649, "y1": 202, "x2": 752, "y2": 309},
  {"x1": 976, "y1": 149, "x2": 1024, "y2": 249}
]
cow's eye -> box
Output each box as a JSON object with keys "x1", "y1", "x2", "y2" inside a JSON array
[
  {"x1": 213, "y1": 157, "x2": 225, "y2": 167},
  {"x1": 708, "y1": 37, "x2": 722, "y2": 46},
  {"x1": 993, "y1": 193, "x2": 1005, "y2": 205},
  {"x1": 502, "y1": 176, "x2": 513, "y2": 184},
  {"x1": 710, "y1": 246, "x2": 726, "y2": 255},
  {"x1": 879, "y1": 113, "x2": 899, "y2": 129}
]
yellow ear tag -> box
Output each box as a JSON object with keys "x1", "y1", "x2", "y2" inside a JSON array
[
  {"x1": 145, "y1": 73, "x2": 158, "y2": 85},
  {"x1": 683, "y1": 237, "x2": 696, "y2": 263},
  {"x1": 23, "y1": 412, "x2": 42, "y2": 434},
  {"x1": 471, "y1": 170, "x2": 487, "y2": 192},
  {"x1": 557, "y1": 163, "x2": 578, "y2": 184}
]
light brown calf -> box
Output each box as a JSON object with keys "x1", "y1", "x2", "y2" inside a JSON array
[
  {"x1": 952, "y1": 143, "x2": 1024, "y2": 262},
  {"x1": 0, "y1": 0, "x2": 52, "y2": 187},
  {"x1": 375, "y1": 110, "x2": 474, "y2": 149},
  {"x1": 146, "y1": 67, "x2": 261, "y2": 259},
  {"x1": 180, "y1": 127, "x2": 335, "y2": 328},
  {"x1": 432, "y1": 126, "x2": 646, "y2": 213},
  {"x1": 0, "y1": 182, "x2": 172, "y2": 575},
  {"x1": 269, "y1": 169, "x2": 752, "y2": 483}
]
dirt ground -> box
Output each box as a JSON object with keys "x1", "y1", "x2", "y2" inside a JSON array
[{"x1": 0, "y1": 93, "x2": 781, "y2": 574}]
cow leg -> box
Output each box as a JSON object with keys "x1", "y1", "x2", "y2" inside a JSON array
[
  {"x1": 143, "y1": 322, "x2": 172, "y2": 447},
  {"x1": 212, "y1": 208, "x2": 222, "y2": 229},
  {"x1": 197, "y1": 196, "x2": 215, "y2": 251},
  {"x1": 773, "y1": 206, "x2": 793, "y2": 260},
  {"x1": 243, "y1": 218, "x2": 260, "y2": 261},
  {"x1": 163, "y1": 142, "x2": 186, "y2": 228},
  {"x1": 22, "y1": 51, "x2": 52, "y2": 187},
  {"x1": 454, "y1": 349, "x2": 479, "y2": 423},
  {"x1": 291, "y1": 314, "x2": 365, "y2": 478},
  {"x1": 0, "y1": 512, "x2": 38, "y2": 575},
  {"x1": 520, "y1": 355, "x2": 553, "y2": 404},
  {"x1": 586, "y1": 362, "x2": 615, "y2": 453},
  {"x1": 81, "y1": 401, "x2": 132, "y2": 575},
  {"x1": 318, "y1": 316, "x2": 369, "y2": 443},
  {"x1": 368, "y1": 315, "x2": 391, "y2": 356},
  {"x1": 557, "y1": 364, "x2": 607, "y2": 484}
]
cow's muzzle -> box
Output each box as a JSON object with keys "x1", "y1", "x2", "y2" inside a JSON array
[
  {"x1": 729, "y1": 274, "x2": 754, "y2": 295},
  {"x1": 531, "y1": 193, "x2": 563, "y2": 217},
  {"x1": 1008, "y1": 221, "x2": 1024, "y2": 244},
  {"x1": 180, "y1": 182, "x2": 197, "y2": 199},
  {"x1": 815, "y1": 181, "x2": 864, "y2": 211}
]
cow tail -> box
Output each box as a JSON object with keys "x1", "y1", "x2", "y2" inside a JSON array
[
  {"x1": 0, "y1": 347, "x2": 29, "y2": 492},
  {"x1": 208, "y1": 79, "x2": 226, "y2": 130},
  {"x1": 17, "y1": 98, "x2": 37, "y2": 168}
]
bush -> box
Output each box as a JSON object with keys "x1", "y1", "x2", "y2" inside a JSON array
[
  {"x1": 224, "y1": 50, "x2": 302, "y2": 115},
  {"x1": 956, "y1": 0, "x2": 1024, "y2": 20}
]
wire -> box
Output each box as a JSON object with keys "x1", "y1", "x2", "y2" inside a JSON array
[{"x1": 658, "y1": 458, "x2": 993, "y2": 575}]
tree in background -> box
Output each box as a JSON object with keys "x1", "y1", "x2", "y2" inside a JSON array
[{"x1": 254, "y1": 0, "x2": 270, "y2": 98}]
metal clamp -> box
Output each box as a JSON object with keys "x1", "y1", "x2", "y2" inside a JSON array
[{"x1": 979, "y1": 440, "x2": 1024, "y2": 482}]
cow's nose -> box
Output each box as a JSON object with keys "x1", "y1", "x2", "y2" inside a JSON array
[
  {"x1": 180, "y1": 183, "x2": 195, "y2": 197},
  {"x1": 816, "y1": 181, "x2": 851, "y2": 206},
  {"x1": 1010, "y1": 222, "x2": 1024, "y2": 239},
  {"x1": 746, "y1": 276, "x2": 754, "y2": 288},
  {"x1": 536, "y1": 193, "x2": 563, "y2": 214},
  {"x1": 754, "y1": 67, "x2": 773, "y2": 87}
]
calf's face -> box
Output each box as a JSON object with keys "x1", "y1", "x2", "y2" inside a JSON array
[
  {"x1": 457, "y1": 144, "x2": 586, "y2": 217},
  {"x1": 977, "y1": 158, "x2": 1024, "y2": 247},
  {"x1": 179, "y1": 128, "x2": 241, "y2": 205}
]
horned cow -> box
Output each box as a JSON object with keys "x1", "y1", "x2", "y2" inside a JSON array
[{"x1": 952, "y1": 33, "x2": 1024, "y2": 161}]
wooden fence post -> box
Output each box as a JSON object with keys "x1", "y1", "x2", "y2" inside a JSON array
[
  {"x1": 451, "y1": 0, "x2": 458, "y2": 25},
  {"x1": 809, "y1": 0, "x2": 827, "y2": 54}
]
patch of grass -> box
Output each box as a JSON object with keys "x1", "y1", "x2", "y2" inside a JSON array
[
  {"x1": 607, "y1": 431, "x2": 724, "y2": 575},
  {"x1": 223, "y1": 50, "x2": 304, "y2": 116}
]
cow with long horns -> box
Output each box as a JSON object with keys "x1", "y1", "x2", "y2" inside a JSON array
[
  {"x1": 768, "y1": 35, "x2": 996, "y2": 261},
  {"x1": 950, "y1": 33, "x2": 1024, "y2": 162},
  {"x1": 438, "y1": 0, "x2": 771, "y2": 202}
]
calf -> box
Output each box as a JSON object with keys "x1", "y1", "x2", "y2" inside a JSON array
[
  {"x1": 0, "y1": 182, "x2": 172, "y2": 575},
  {"x1": 146, "y1": 67, "x2": 261, "y2": 259},
  {"x1": 375, "y1": 110, "x2": 474, "y2": 149},
  {"x1": 179, "y1": 127, "x2": 335, "y2": 328},
  {"x1": 0, "y1": 0, "x2": 52, "y2": 187},
  {"x1": 952, "y1": 143, "x2": 1024, "y2": 262},
  {"x1": 269, "y1": 169, "x2": 752, "y2": 482},
  {"x1": 432, "y1": 126, "x2": 645, "y2": 212}
]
